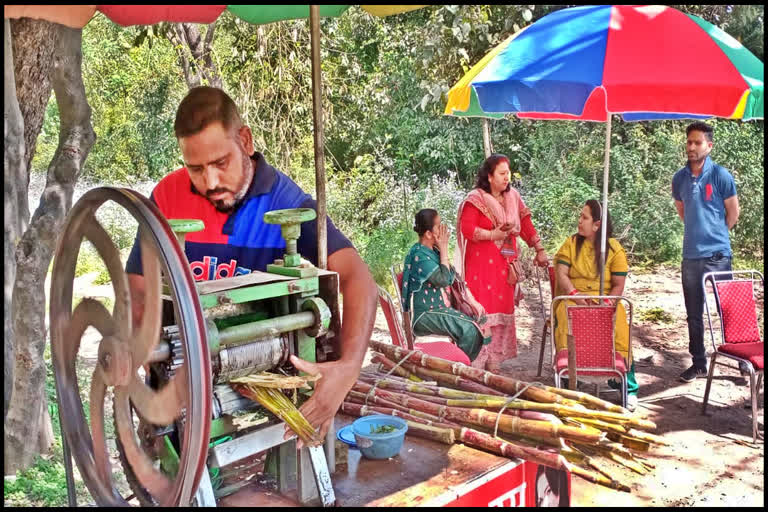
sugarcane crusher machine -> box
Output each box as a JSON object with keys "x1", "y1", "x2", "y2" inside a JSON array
[{"x1": 49, "y1": 187, "x2": 341, "y2": 506}]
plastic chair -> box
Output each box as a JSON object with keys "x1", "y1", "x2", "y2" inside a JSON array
[
  {"x1": 701, "y1": 270, "x2": 764, "y2": 443},
  {"x1": 536, "y1": 264, "x2": 557, "y2": 377},
  {"x1": 551, "y1": 295, "x2": 634, "y2": 408}
]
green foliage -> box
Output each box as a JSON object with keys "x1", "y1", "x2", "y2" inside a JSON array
[
  {"x1": 3, "y1": 449, "x2": 89, "y2": 507},
  {"x1": 74, "y1": 242, "x2": 110, "y2": 283},
  {"x1": 4, "y1": 348, "x2": 90, "y2": 507},
  {"x1": 29, "y1": 4, "x2": 763, "y2": 287},
  {"x1": 639, "y1": 307, "x2": 675, "y2": 324}
]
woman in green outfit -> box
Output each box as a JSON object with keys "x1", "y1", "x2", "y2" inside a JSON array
[{"x1": 401, "y1": 209, "x2": 491, "y2": 361}]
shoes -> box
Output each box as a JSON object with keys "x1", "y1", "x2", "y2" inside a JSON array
[
  {"x1": 626, "y1": 394, "x2": 638, "y2": 412},
  {"x1": 679, "y1": 365, "x2": 708, "y2": 383},
  {"x1": 738, "y1": 361, "x2": 752, "y2": 377}
]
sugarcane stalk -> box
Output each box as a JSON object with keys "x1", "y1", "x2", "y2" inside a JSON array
[
  {"x1": 361, "y1": 375, "x2": 640, "y2": 429},
  {"x1": 401, "y1": 421, "x2": 455, "y2": 444},
  {"x1": 624, "y1": 428, "x2": 669, "y2": 446},
  {"x1": 606, "y1": 451, "x2": 647, "y2": 475},
  {"x1": 371, "y1": 353, "x2": 423, "y2": 382},
  {"x1": 576, "y1": 439, "x2": 634, "y2": 460},
  {"x1": 617, "y1": 435, "x2": 650, "y2": 452},
  {"x1": 347, "y1": 389, "x2": 412, "y2": 414},
  {"x1": 566, "y1": 463, "x2": 631, "y2": 492},
  {"x1": 370, "y1": 340, "x2": 563, "y2": 404},
  {"x1": 341, "y1": 401, "x2": 462, "y2": 433},
  {"x1": 573, "y1": 417, "x2": 628, "y2": 435},
  {"x1": 232, "y1": 383, "x2": 320, "y2": 445},
  {"x1": 358, "y1": 375, "x2": 442, "y2": 397},
  {"x1": 542, "y1": 384, "x2": 628, "y2": 413},
  {"x1": 341, "y1": 402, "x2": 456, "y2": 444},
  {"x1": 354, "y1": 381, "x2": 603, "y2": 444},
  {"x1": 458, "y1": 427, "x2": 568, "y2": 471},
  {"x1": 398, "y1": 361, "x2": 505, "y2": 396}
]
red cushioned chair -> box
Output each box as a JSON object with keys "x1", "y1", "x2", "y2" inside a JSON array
[
  {"x1": 551, "y1": 295, "x2": 634, "y2": 409},
  {"x1": 536, "y1": 263, "x2": 557, "y2": 377},
  {"x1": 376, "y1": 265, "x2": 470, "y2": 365},
  {"x1": 701, "y1": 270, "x2": 764, "y2": 442}
]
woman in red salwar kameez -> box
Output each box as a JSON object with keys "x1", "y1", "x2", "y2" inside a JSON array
[{"x1": 456, "y1": 154, "x2": 549, "y2": 373}]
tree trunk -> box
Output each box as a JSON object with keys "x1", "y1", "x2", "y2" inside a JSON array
[
  {"x1": 11, "y1": 18, "x2": 58, "y2": 184},
  {"x1": 4, "y1": 19, "x2": 26, "y2": 423},
  {"x1": 4, "y1": 24, "x2": 96, "y2": 475},
  {"x1": 168, "y1": 22, "x2": 222, "y2": 89}
]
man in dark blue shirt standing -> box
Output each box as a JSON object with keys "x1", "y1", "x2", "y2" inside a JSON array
[{"x1": 672, "y1": 121, "x2": 741, "y2": 383}]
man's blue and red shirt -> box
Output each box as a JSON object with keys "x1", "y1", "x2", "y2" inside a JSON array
[
  {"x1": 671, "y1": 155, "x2": 737, "y2": 260},
  {"x1": 125, "y1": 152, "x2": 354, "y2": 281}
]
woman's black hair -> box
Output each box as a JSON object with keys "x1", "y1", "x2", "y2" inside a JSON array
[
  {"x1": 535, "y1": 465, "x2": 570, "y2": 507},
  {"x1": 574, "y1": 199, "x2": 614, "y2": 275},
  {"x1": 414, "y1": 208, "x2": 439, "y2": 237},
  {"x1": 474, "y1": 153, "x2": 511, "y2": 194}
]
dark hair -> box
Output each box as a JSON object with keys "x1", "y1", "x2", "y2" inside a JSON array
[
  {"x1": 686, "y1": 121, "x2": 714, "y2": 142},
  {"x1": 574, "y1": 199, "x2": 614, "y2": 275},
  {"x1": 474, "y1": 153, "x2": 511, "y2": 194},
  {"x1": 536, "y1": 465, "x2": 569, "y2": 507},
  {"x1": 174, "y1": 86, "x2": 243, "y2": 138},
  {"x1": 413, "y1": 209, "x2": 439, "y2": 237}
]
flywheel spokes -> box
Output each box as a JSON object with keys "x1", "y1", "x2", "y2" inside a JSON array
[{"x1": 50, "y1": 187, "x2": 211, "y2": 507}]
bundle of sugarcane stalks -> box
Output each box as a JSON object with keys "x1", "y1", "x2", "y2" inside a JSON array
[
  {"x1": 341, "y1": 341, "x2": 670, "y2": 493},
  {"x1": 231, "y1": 372, "x2": 324, "y2": 447}
]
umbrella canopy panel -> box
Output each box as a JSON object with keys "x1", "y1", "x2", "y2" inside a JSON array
[
  {"x1": 445, "y1": 5, "x2": 763, "y2": 122},
  {"x1": 4, "y1": 5, "x2": 426, "y2": 28}
]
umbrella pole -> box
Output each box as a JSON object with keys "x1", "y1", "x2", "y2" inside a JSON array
[
  {"x1": 309, "y1": 4, "x2": 328, "y2": 270},
  {"x1": 599, "y1": 114, "x2": 612, "y2": 295},
  {"x1": 482, "y1": 118, "x2": 493, "y2": 157}
]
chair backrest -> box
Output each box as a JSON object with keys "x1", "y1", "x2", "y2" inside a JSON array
[
  {"x1": 377, "y1": 286, "x2": 410, "y2": 349},
  {"x1": 566, "y1": 305, "x2": 618, "y2": 371},
  {"x1": 714, "y1": 280, "x2": 762, "y2": 344},
  {"x1": 547, "y1": 265, "x2": 556, "y2": 296},
  {"x1": 390, "y1": 264, "x2": 404, "y2": 306}
]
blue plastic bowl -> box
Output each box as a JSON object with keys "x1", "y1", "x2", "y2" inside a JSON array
[{"x1": 351, "y1": 415, "x2": 408, "y2": 460}]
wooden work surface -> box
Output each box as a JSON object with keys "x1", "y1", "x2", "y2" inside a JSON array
[
  {"x1": 218, "y1": 413, "x2": 517, "y2": 507},
  {"x1": 332, "y1": 414, "x2": 513, "y2": 507}
]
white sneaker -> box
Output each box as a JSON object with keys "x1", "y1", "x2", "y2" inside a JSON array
[{"x1": 626, "y1": 394, "x2": 638, "y2": 412}]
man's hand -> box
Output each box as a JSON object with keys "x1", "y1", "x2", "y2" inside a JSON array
[{"x1": 284, "y1": 354, "x2": 359, "y2": 449}]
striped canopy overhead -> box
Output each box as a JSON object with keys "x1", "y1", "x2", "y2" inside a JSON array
[
  {"x1": 4, "y1": 5, "x2": 426, "y2": 28},
  {"x1": 445, "y1": 5, "x2": 764, "y2": 122}
]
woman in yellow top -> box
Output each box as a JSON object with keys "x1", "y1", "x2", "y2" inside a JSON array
[{"x1": 553, "y1": 200, "x2": 638, "y2": 410}]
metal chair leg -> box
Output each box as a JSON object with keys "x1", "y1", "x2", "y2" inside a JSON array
[
  {"x1": 750, "y1": 370, "x2": 759, "y2": 443},
  {"x1": 622, "y1": 375, "x2": 627, "y2": 409},
  {"x1": 702, "y1": 352, "x2": 718, "y2": 414},
  {"x1": 536, "y1": 321, "x2": 548, "y2": 377}
]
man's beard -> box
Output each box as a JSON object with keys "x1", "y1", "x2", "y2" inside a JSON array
[
  {"x1": 209, "y1": 151, "x2": 253, "y2": 213},
  {"x1": 688, "y1": 152, "x2": 707, "y2": 165}
]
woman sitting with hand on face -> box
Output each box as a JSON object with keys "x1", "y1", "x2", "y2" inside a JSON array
[
  {"x1": 553, "y1": 199, "x2": 638, "y2": 411},
  {"x1": 401, "y1": 209, "x2": 491, "y2": 362}
]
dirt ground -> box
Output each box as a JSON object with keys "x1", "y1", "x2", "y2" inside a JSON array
[
  {"x1": 66, "y1": 265, "x2": 764, "y2": 507},
  {"x1": 369, "y1": 266, "x2": 764, "y2": 507}
]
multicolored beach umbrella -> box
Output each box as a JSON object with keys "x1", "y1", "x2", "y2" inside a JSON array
[
  {"x1": 3, "y1": 5, "x2": 426, "y2": 29},
  {"x1": 445, "y1": 5, "x2": 764, "y2": 122}
]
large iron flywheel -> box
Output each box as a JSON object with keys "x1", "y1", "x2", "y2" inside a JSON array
[{"x1": 49, "y1": 187, "x2": 211, "y2": 506}]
